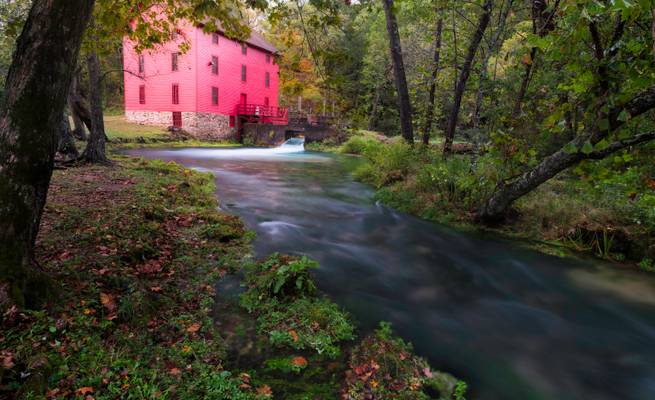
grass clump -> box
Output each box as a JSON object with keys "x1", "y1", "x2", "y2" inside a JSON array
[
  {"x1": 240, "y1": 254, "x2": 355, "y2": 358},
  {"x1": 342, "y1": 322, "x2": 463, "y2": 400}
]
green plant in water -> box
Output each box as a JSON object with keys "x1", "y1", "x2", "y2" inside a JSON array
[{"x1": 639, "y1": 258, "x2": 655, "y2": 272}]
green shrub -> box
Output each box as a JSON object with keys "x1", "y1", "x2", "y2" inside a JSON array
[
  {"x1": 354, "y1": 142, "x2": 415, "y2": 187},
  {"x1": 258, "y1": 297, "x2": 354, "y2": 358},
  {"x1": 339, "y1": 135, "x2": 381, "y2": 155},
  {"x1": 240, "y1": 254, "x2": 354, "y2": 358},
  {"x1": 240, "y1": 253, "x2": 318, "y2": 311}
]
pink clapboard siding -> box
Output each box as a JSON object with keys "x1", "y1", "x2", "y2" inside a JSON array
[{"x1": 123, "y1": 22, "x2": 280, "y2": 118}]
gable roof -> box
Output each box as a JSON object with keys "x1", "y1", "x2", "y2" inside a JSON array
[{"x1": 199, "y1": 21, "x2": 277, "y2": 54}]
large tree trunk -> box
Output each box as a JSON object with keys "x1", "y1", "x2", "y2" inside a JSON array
[
  {"x1": 443, "y1": 0, "x2": 492, "y2": 155},
  {"x1": 82, "y1": 51, "x2": 109, "y2": 164},
  {"x1": 0, "y1": 0, "x2": 95, "y2": 307},
  {"x1": 381, "y1": 0, "x2": 414, "y2": 144},
  {"x1": 57, "y1": 113, "x2": 79, "y2": 160},
  {"x1": 422, "y1": 15, "x2": 443, "y2": 145},
  {"x1": 473, "y1": 0, "x2": 514, "y2": 128},
  {"x1": 479, "y1": 85, "x2": 655, "y2": 222}
]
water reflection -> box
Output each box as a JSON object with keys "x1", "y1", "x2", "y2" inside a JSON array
[{"x1": 129, "y1": 148, "x2": 655, "y2": 400}]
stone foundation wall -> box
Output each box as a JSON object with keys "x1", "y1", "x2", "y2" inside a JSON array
[
  {"x1": 125, "y1": 110, "x2": 172, "y2": 126},
  {"x1": 125, "y1": 111, "x2": 235, "y2": 141},
  {"x1": 187, "y1": 113, "x2": 234, "y2": 140}
]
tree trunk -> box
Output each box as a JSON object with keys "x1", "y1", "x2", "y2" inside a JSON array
[
  {"x1": 511, "y1": 0, "x2": 557, "y2": 117},
  {"x1": 82, "y1": 51, "x2": 109, "y2": 164},
  {"x1": 368, "y1": 84, "x2": 382, "y2": 131},
  {"x1": 381, "y1": 0, "x2": 414, "y2": 144},
  {"x1": 473, "y1": 0, "x2": 514, "y2": 128},
  {"x1": 422, "y1": 15, "x2": 443, "y2": 145},
  {"x1": 443, "y1": 0, "x2": 492, "y2": 155},
  {"x1": 0, "y1": 0, "x2": 95, "y2": 307},
  {"x1": 69, "y1": 74, "x2": 87, "y2": 141},
  {"x1": 479, "y1": 84, "x2": 655, "y2": 222},
  {"x1": 57, "y1": 113, "x2": 79, "y2": 160}
]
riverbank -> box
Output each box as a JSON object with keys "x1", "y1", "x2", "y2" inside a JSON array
[
  {"x1": 307, "y1": 132, "x2": 655, "y2": 271},
  {"x1": 1, "y1": 155, "x2": 463, "y2": 399}
]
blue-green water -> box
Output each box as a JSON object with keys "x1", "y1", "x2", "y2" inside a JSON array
[{"x1": 130, "y1": 147, "x2": 655, "y2": 400}]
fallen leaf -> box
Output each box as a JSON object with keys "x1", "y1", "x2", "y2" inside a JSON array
[
  {"x1": 288, "y1": 329, "x2": 299, "y2": 342},
  {"x1": 100, "y1": 293, "x2": 116, "y2": 313},
  {"x1": 169, "y1": 368, "x2": 182, "y2": 376},
  {"x1": 423, "y1": 367, "x2": 433, "y2": 378},
  {"x1": 150, "y1": 286, "x2": 162, "y2": 293},
  {"x1": 1, "y1": 355, "x2": 15, "y2": 369},
  {"x1": 292, "y1": 356, "x2": 307, "y2": 367},
  {"x1": 256, "y1": 385, "x2": 273, "y2": 397},
  {"x1": 75, "y1": 387, "x2": 94, "y2": 396},
  {"x1": 186, "y1": 323, "x2": 201, "y2": 333}
]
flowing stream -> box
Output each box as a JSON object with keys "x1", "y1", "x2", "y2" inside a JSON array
[{"x1": 129, "y1": 143, "x2": 655, "y2": 400}]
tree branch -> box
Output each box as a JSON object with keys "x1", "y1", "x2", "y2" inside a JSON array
[{"x1": 585, "y1": 131, "x2": 655, "y2": 159}]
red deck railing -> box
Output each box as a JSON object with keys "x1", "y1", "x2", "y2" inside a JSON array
[{"x1": 236, "y1": 104, "x2": 289, "y2": 124}]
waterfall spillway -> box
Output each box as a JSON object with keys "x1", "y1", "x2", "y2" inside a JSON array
[{"x1": 272, "y1": 137, "x2": 305, "y2": 153}]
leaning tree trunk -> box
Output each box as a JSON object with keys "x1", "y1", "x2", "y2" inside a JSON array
[
  {"x1": 479, "y1": 84, "x2": 655, "y2": 222},
  {"x1": 82, "y1": 51, "x2": 109, "y2": 164},
  {"x1": 443, "y1": 0, "x2": 492, "y2": 155},
  {"x1": 57, "y1": 113, "x2": 79, "y2": 160},
  {"x1": 422, "y1": 15, "x2": 443, "y2": 145},
  {"x1": 381, "y1": 0, "x2": 414, "y2": 144},
  {"x1": 0, "y1": 0, "x2": 95, "y2": 307}
]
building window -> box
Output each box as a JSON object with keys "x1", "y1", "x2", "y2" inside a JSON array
[
  {"x1": 265, "y1": 72, "x2": 270, "y2": 88},
  {"x1": 212, "y1": 32, "x2": 219, "y2": 45},
  {"x1": 264, "y1": 97, "x2": 269, "y2": 106},
  {"x1": 139, "y1": 85, "x2": 146, "y2": 104},
  {"x1": 241, "y1": 65, "x2": 246, "y2": 82},
  {"x1": 172, "y1": 84, "x2": 179, "y2": 105},
  {"x1": 211, "y1": 56, "x2": 218, "y2": 75},
  {"x1": 266, "y1": 54, "x2": 270, "y2": 63},
  {"x1": 172, "y1": 52, "x2": 179, "y2": 71},
  {"x1": 138, "y1": 54, "x2": 145, "y2": 74},
  {"x1": 172, "y1": 112, "x2": 182, "y2": 128},
  {"x1": 212, "y1": 87, "x2": 219, "y2": 105},
  {"x1": 242, "y1": 44, "x2": 247, "y2": 55}
]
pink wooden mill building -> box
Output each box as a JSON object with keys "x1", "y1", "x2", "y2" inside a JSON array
[{"x1": 123, "y1": 21, "x2": 287, "y2": 141}]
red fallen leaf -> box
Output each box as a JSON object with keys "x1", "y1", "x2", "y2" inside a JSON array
[
  {"x1": 186, "y1": 323, "x2": 201, "y2": 333},
  {"x1": 138, "y1": 260, "x2": 163, "y2": 274},
  {"x1": 169, "y1": 368, "x2": 182, "y2": 376},
  {"x1": 292, "y1": 356, "x2": 307, "y2": 367},
  {"x1": 75, "y1": 387, "x2": 94, "y2": 396},
  {"x1": 256, "y1": 385, "x2": 273, "y2": 397},
  {"x1": 423, "y1": 367, "x2": 433, "y2": 378},
  {"x1": 288, "y1": 329, "x2": 299, "y2": 342},
  {"x1": 57, "y1": 250, "x2": 72, "y2": 261},
  {"x1": 46, "y1": 388, "x2": 60, "y2": 398},
  {"x1": 100, "y1": 293, "x2": 116, "y2": 313},
  {"x1": 354, "y1": 365, "x2": 366, "y2": 376},
  {"x1": 150, "y1": 286, "x2": 162, "y2": 293},
  {"x1": 1, "y1": 355, "x2": 15, "y2": 369}
]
